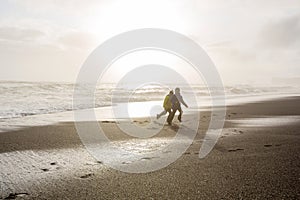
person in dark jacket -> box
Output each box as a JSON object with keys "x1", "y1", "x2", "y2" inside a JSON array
[{"x1": 167, "y1": 87, "x2": 188, "y2": 125}]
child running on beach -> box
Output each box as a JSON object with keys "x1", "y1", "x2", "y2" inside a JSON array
[{"x1": 156, "y1": 90, "x2": 173, "y2": 119}]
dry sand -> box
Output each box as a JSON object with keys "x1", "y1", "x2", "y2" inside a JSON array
[{"x1": 0, "y1": 96, "x2": 300, "y2": 199}]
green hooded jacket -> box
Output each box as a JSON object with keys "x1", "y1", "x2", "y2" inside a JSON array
[{"x1": 163, "y1": 94, "x2": 172, "y2": 110}]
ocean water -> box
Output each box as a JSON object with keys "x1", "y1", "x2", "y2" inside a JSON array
[{"x1": 0, "y1": 81, "x2": 299, "y2": 132}]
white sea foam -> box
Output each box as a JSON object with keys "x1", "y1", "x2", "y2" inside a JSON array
[{"x1": 0, "y1": 81, "x2": 299, "y2": 132}]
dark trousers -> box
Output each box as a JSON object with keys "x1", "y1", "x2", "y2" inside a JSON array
[{"x1": 167, "y1": 105, "x2": 182, "y2": 124}]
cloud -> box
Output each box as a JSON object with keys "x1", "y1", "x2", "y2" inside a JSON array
[
  {"x1": 0, "y1": 20, "x2": 97, "y2": 51},
  {"x1": 258, "y1": 14, "x2": 300, "y2": 49},
  {"x1": 0, "y1": 26, "x2": 45, "y2": 42},
  {"x1": 57, "y1": 31, "x2": 97, "y2": 50},
  {"x1": 1, "y1": 0, "x2": 300, "y2": 83},
  {"x1": 8, "y1": 0, "x2": 109, "y2": 16},
  {"x1": 202, "y1": 13, "x2": 300, "y2": 84}
]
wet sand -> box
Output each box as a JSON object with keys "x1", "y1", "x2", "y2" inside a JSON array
[{"x1": 0, "y1": 96, "x2": 300, "y2": 199}]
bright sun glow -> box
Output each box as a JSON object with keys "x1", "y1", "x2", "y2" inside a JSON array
[
  {"x1": 82, "y1": 0, "x2": 190, "y2": 42},
  {"x1": 99, "y1": 49, "x2": 205, "y2": 84}
]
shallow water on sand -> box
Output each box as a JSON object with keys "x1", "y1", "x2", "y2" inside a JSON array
[{"x1": 0, "y1": 93, "x2": 299, "y2": 133}]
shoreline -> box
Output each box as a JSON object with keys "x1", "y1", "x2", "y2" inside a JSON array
[
  {"x1": 1, "y1": 92, "x2": 299, "y2": 133},
  {"x1": 1, "y1": 95, "x2": 300, "y2": 199}
]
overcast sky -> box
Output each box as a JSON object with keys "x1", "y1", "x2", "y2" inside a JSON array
[{"x1": 0, "y1": 0, "x2": 299, "y2": 85}]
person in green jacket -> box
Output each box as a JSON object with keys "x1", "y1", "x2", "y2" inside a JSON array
[{"x1": 156, "y1": 90, "x2": 173, "y2": 119}]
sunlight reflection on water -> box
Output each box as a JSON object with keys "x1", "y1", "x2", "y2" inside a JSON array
[{"x1": 229, "y1": 116, "x2": 300, "y2": 127}]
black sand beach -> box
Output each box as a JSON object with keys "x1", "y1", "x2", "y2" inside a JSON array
[{"x1": 1, "y1": 96, "x2": 300, "y2": 199}]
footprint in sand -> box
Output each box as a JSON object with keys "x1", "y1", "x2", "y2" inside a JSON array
[
  {"x1": 264, "y1": 144, "x2": 272, "y2": 147},
  {"x1": 3, "y1": 193, "x2": 29, "y2": 199},
  {"x1": 101, "y1": 121, "x2": 116, "y2": 124},
  {"x1": 228, "y1": 148, "x2": 244, "y2": 152},
  {"x1": 85, "y1": 161, "x2": 103, "y2": 166},
  {"x1": 41, "y1": 162, "x2": 59, "y2": 172},
  {"x1": 141, "y1": 157, "x2": 156, "y2": 160},
  {"x1": 50, "y1": 162, "x2": 57, "y2": 165},
  {"x1": 80, "y1": 173, "x2": 94, "y2": 179},
  {"x1": 233, "y1": 129, "x2": 244, "y2": 134}
]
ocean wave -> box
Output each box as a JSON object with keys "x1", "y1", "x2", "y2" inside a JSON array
[{"x1": 0, "y1": 81, "x2": 299, "y2": 120}]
